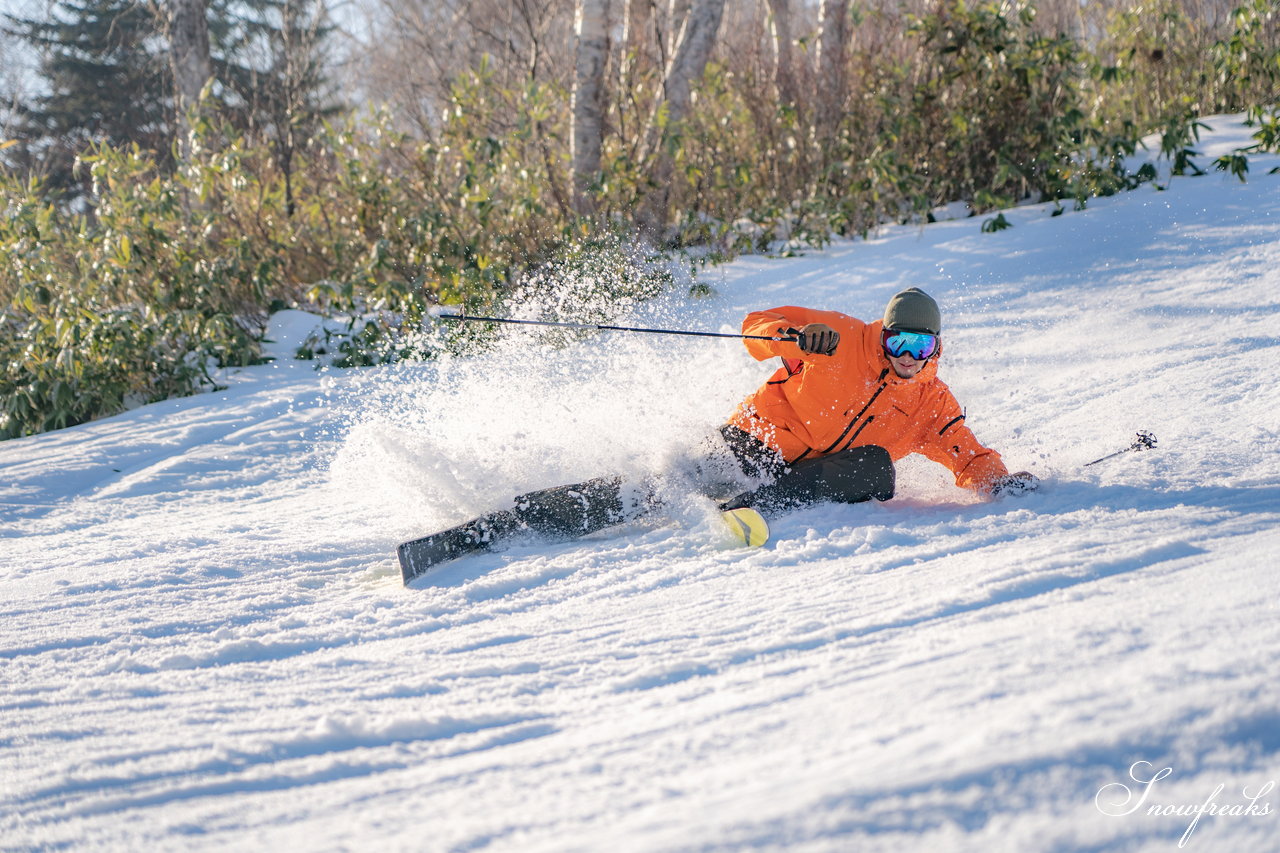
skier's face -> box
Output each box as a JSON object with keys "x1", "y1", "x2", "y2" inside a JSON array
[
  {"x1": 888, "y1": 351, "x2": 926, "y2": 378},
  {"x1": 880, "y1": 328, "x2": 938, "y2": 379}
]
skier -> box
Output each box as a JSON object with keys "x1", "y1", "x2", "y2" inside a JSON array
[
  {"x1": 400, "y1": 288, "x2": 1038, "y2": 578},
  {"x1": 716, "y1": 287, "x2": 1039, "y2": 511}
]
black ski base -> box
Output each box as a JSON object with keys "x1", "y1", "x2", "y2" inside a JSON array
[
  {"x1": 397, "y1": 510, "x2": 518, "y2": 584},
  {"x1": 397, "y1": 477, "x2": 629, "y2": 585}
]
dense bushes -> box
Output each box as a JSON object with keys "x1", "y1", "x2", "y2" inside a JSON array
[
  {"x1": 0, "y1": 145, "x2": 269, "y2": 437},
  {"x1": 0, "y1": 90, "x2": 585, "y2": 438},
  {"x1": 2, "y1": 0, "x2": 1278, "y2": 439}
]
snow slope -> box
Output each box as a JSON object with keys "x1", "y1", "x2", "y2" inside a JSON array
[{"x1": 2, "y1": 115, "x2": 1278, "y2": 852}]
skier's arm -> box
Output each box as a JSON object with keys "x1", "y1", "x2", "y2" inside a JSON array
[
  {"x1": 741, "y1": 307, "x2": 843, "y2": 361},
  {"x1": 916, "y1": 397, "x2": 1009, "y2": 492}
]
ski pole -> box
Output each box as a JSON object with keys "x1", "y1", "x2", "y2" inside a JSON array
[
  {"x1": 437, "y1": 313, "x2": 797, "y2": 342},
  {"x1": 1084, "y1": 430, "x2": 1158, "y2": 467}
]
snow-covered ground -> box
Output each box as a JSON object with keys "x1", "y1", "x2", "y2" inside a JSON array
[{"x1": 2, "y1": 116, "x2": 1278, "y2": 852}]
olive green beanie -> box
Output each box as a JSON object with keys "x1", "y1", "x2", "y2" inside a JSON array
[{"x1": 883, "y1": 288, "x2": 941, "y2": 335}]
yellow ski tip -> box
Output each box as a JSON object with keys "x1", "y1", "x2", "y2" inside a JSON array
[{"x1": 722, "y1": 507, "x2": 770, "y2": 548}]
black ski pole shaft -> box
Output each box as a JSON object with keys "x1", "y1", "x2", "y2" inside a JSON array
[
  {"x1": 1083, "y1": 448, "x2": 1130, "y2": 467},
  {"x1": 437, "y1": 313, "x2": 797, "y2": 342},
  {"x1": 1084, "y1": 430, "x2": 1158, "y2": 467}
]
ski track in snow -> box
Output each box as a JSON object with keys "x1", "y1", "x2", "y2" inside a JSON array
[{"x1": 2, "y1": 116, "x2": 1279, "y2": 852}]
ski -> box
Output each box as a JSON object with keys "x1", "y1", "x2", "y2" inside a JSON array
[
  {"x1": 399, "y1": 505, "x2": 771, "y2": 585},
  {"x1": 397, "y1": 510, "x2": 517, "y2": 585}
]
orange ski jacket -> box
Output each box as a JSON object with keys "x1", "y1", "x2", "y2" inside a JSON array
[{"x1": 727, "y1": 306, "x2": 1008, "y2": 492}]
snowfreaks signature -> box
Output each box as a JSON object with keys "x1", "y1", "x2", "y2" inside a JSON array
[{"x1": 1095, "y1": 761, "x2": 1275, "y2": 848}]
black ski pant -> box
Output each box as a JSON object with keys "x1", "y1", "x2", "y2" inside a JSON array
[
  {"x1": 717, "y1": 429, "x2": 895, "y2": 514},
  {"x1": 507, "y1": 425, "x2": 895, "y2": 540}
]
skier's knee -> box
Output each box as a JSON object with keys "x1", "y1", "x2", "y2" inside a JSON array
[
  {"x1": 860, "y1": 445, "x2": 895, "y2": 501},
  {"x1": 823, "y1": 444, "x2": 895, "y2": 503}
]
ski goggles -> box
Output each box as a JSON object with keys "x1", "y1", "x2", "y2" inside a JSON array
[{"x1": 881, "y1": 328, "x2": 939, "y2": 360}]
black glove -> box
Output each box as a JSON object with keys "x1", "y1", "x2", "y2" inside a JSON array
[
  {"x1": 790, "y1": 323, "x2": 840, "y2": 356},
  {"x1": 990, "y1": 471, "x2": 1040, "y2": 498}
]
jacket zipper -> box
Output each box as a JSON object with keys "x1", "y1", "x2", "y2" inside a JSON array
[
  {"x1": 938, "y1": 414, "x2": 965, "y2": 435},
  {"x1": 839, "y1": 416, "x2": 875, "y2": 453},
  {"x1": 820, "y1": 368, "x2": 890, "y2": 454}
]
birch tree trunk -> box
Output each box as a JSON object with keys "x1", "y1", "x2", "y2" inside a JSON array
[
  {"x1": 618, "y1": 0, "x2": 644, "y2": 82},
  {"x1": 663, "y1": 0, "x2": 693, "y2": 65},
  {"x1": 167, "y1": 0, "x2": 213, "y2": 133},
  {"x1": 764, "y1": 0, "x2": 797, "y2": 106},
  {"x1": 571, "y1": 0, "x2": 610, "y2": 215},
  {"x1": 618, "y1": 1, "x2": 651, "y2": 96},
  {"x1": 657, "y1": 0, "x2": 723, "y2": 135},
  {"x1": 814, "y1": 0, "x2": 849, "y2": 139},
  {"x1": 637, "y1": 0, "x2": 725, "y2": 238}
]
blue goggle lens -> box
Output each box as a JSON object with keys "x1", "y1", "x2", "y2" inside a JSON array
[{"x1": 881, "y1": 329, "x2": 939, "y2": 360}]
